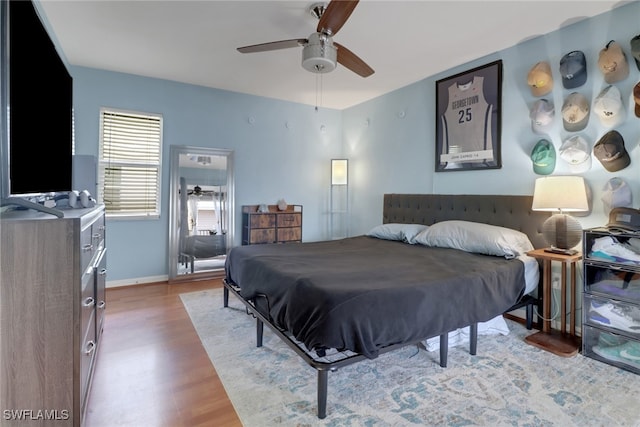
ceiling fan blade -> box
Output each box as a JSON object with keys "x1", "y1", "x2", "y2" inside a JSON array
[
  {"x1": 317, "y1": 0, "x2": 359, "y2": 36},
  {"x1": 237, "y1": 39, "x2": 307, "y2": 54},
  {"x1": 335, "y1": 42, "x2": 374, "y2": 77}
]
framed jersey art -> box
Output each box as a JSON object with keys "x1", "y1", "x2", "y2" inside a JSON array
[{"x1": 435, "y1": 60, "x2": 503, "y2": 172}]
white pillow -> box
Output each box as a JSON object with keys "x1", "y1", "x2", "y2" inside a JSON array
[
  {"x1": 412, "y1": 220, "x2": 534, "y2": 259},
  {"x1": 366, "y1": 223, "x2": 429, "y2": 244}
]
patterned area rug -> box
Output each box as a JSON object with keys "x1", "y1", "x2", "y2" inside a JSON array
[{"x1": 180, "y1": 288, "x2": 640, "y2": 426}]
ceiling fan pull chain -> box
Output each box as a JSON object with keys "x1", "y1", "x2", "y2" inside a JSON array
[{"x1": 315, "y1": 73, "x2": 319, "y2": 111}]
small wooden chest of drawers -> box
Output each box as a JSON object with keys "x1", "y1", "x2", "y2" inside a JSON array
[{"x1": 242, "y1": 204, "x2": 302, "y2": 245}]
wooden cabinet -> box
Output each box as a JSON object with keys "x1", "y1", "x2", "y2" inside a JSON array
[
  {"x1": 0, "y1": 205, "x2": 106, "y2": 426},
  {"x1": 242, "y1": 204, "x2": 302, "y2": 245}
]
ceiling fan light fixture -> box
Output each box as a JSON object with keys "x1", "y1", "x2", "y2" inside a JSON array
[{"x1": 302, "y1": 33, "x2": 336, "y2": 73}]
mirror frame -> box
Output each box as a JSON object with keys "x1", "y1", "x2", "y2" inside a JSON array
[{"x1": 168, "y1": 145, "x2": 235, "y2": 281}]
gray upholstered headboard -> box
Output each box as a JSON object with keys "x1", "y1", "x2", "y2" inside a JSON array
[{"x1": 382, "y1": 194, "x2": 549, "y2": 250}]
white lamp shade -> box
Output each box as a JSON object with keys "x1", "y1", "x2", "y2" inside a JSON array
[
  {"x1": 331, "y1": 159, "x2": 348, "y2": 185},
  {"x1": 532, "y1": 176, "x2": 589, "y2": 212}
]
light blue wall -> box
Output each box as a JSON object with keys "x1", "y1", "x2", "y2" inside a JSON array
[
  {"x1": 72, "y1": 69, "x2": 342, "y2": 282},
  {"x1": 344, "y1": 1, "x2": 640, "y2": 237},
  {"x1": 70, "y1": 2, "x2": 640, "y2": 284}
]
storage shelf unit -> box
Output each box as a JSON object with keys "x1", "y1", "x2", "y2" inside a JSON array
[
  {"x1": 582, "y1": 227, "x2": 640, "y2": 375},
  {"x1": 242, "y1": 204, "x2": 302, "y2": 245}
]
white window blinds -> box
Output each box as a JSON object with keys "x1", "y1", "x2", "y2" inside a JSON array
[{"x1": 98, "y1": 109, "x2": 162, "y2": 218}]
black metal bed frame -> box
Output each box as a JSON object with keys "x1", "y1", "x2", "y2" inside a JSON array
[
  {"x1": 221, "y1": 193, "x2": 547, "y2": 419},
  {"x1": 222, "y1": 279, "x2": 479, "y2": 419}
]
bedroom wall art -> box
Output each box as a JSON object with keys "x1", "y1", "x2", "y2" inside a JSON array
[{"x1": 435, "y1": 60, "x2": 502, "y2": 172}]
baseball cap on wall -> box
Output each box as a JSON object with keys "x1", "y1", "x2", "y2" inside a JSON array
[
  {"x1": 593, "y1": 130, "x2": 630, "y2": 172},
  {"x1": 527, "y1": 62, "x2": 553, "y2": 97},
  {"x1": 559, "y1": 51, "x2": 587, "y2": 89},
  {"x1": 631, "y1": 34, "x2": 640, "y2": 71},
  {"x1": 529, "y1": 99, "x2": 554, "y2": 134},
  {"x1": 561, "y1": 92, "x2": 590, "y2": 132},
  {"x1": 560, "y1": 135, "x2": 592, "y2": 173},
  {"x1": 634, "y1": 82, "x2": 640, "y2": 118},
  {"x1": 593, "y1": 85, "x2": 625, "y2": 128},
  {"x1": 598, "y1": 40, "x2": 629, "y2": 84},
  {"x1": 601, "y1": 177, "x2": 632, "y2": 215},
  {"x1": 531, "y1": 139, "x2": 556, "y2": 175}
]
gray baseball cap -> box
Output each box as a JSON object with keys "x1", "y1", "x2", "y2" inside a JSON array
[{"x1": 560, "y1": 51, "x2": 587, "y2": 89}]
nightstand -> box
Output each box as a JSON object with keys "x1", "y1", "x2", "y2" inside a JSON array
[{"x1": 524, "y1": 248, "x2": 582, "y2": 357}]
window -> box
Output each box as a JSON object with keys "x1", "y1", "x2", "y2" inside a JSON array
[{"x1": 98, "y1": 109, "x2": 162, "y2": 218}]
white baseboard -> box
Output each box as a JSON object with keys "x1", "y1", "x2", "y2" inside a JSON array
[{"x1": 106, "y1": 275, "x2": 168, "y2": 288}]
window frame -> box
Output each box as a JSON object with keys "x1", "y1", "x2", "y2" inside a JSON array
[{"x1": 98, "y1": 108, "x2": 163, "y2": 219}]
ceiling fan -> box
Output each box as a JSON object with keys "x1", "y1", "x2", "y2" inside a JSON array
[
  {"x1": 187, "y1": 185, "x2": 206, "y2": 196},
  {"x1": 236, "y1": 0, "x2": 374, "y2": 78}
]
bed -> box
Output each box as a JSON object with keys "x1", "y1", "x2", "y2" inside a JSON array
[{"x1": 223, "y1": 194, "x2": 549, "y2": 418}]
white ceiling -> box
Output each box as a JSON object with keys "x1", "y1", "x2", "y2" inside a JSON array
[{"x1": 39, "y1": 0, "x2": 625, "y2": 110}]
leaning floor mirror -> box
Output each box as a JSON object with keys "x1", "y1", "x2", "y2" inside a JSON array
[{"x1": 168, "y1": 145, "x2": 234, "y2": 282}]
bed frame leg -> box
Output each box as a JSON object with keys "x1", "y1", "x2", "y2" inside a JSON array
[
  {"x1": 439, "y1": 333, "x2": 448, "y2": 368},
  {"x1": 526, "y1": 302, "x2": 533, "y2": 330},
  {"x1": 223, "y1": 287, "x2": 229, "y2": 308},
  {"x1": 256, "y1": 319, "x2": 264, "y2": 347},
  {"x1": 317, "y1": 369, "x2": 328, "y2": 419},
  {"x1": 470, "y1": 323, "x2": 478, "y2": 355}
]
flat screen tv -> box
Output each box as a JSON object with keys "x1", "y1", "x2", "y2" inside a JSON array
[{"x1": 1, "y1": 0, "x2": 73, "y2": 199}]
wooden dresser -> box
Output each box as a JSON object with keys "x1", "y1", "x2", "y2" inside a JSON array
[
  {"x1": 242, "y1": 204, "x2": 302, "y2": 245},
  {"x1": 0, "y1": 204, "x2": 106, "y2": 426}
]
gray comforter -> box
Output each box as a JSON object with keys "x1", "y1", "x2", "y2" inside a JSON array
[{"x1": 225, "y1": 236, "x2": 525, "y2": 358}]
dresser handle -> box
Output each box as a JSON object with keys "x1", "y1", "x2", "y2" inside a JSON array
[
  {"x1": 84, "y1": 341, "x2": 96, "y2": 356},
  {"x1": 83, "y1": 297, "x2": 95, "y2": 307},
  {"x1": 82, "y1": 244, "x2": 93, "y2": 252},
  {"x1": 97, "y1": 301, "x2": 106, "y2": 309},
  {"x1": 98, "y1": 268, "x2": 107, "y2": 276},
  {"x1": 92, "y1": 233, "x2": 101, "y2": 240}
]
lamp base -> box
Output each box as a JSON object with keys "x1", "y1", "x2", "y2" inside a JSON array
[
  {"x1": 542, "y1": 213, "x2": 582, "y2": 250},
  {"x1": 544, "y1": 247, "x2": 579, "y2": 256}
]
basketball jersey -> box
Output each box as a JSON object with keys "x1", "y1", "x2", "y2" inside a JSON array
[{"x1": 441, "y1": 76, "x2": 493, "y2": 164}]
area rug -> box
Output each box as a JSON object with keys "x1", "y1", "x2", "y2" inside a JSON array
[{"x1": 180, "y1": 288, "x2": 640, "y2": 426}]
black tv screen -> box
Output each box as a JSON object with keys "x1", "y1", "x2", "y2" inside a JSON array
[{"x1": 7, "y1": 0, "x2": 72, "y2": 196}]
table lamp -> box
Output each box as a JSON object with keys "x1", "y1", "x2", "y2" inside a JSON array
[{"x1": 532, "y1": 176, "x2": 589, "y2": 254}]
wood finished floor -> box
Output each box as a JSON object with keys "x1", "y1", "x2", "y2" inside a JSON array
[{"x1": 84, "y1": 277, "x2": 242, "y2": 427}]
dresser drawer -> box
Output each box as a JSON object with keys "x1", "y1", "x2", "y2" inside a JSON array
[
  {"x1": 249, "y1": 213, "x2": 276, "y2": 228},
  {"x1": 584, "y1": 294, "x2": 640, "y2": 336},
  {"x1": 81, "y1": 268, "x2": 96, "y2": 338},
  {"x1": 92, "y1": 214, "x2": 106, "y2": 252},
  {"x1": 583, "y1": 324, "x2": 640, "y2": 374},
  {"x1": 277, "y1": 213, "x2": 301, "y2": 228},
  {"x1": 249, "y1": 228, "x2": 276, "y2": 244},
  {"x1": 277, "y1": 227, "x2": 301, "y2": 242},
  {"x1": 80, "y1": 225, "x2": 96, "y2": 271},
  {"x1": 80, "y1": 309, "x2": 97, "y2": 412}
]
